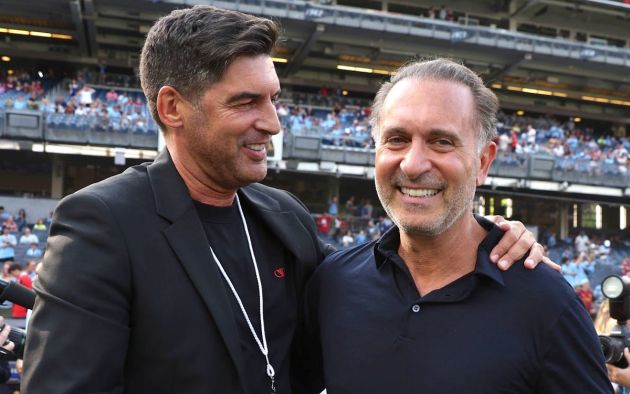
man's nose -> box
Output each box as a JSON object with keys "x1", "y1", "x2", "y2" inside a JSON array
[
  {"x1": 256, "y1": 100, "x2": 281, "y2": 135},
  {"x1": 400, "y1": 141, "x2": 432, "y2": 179}
]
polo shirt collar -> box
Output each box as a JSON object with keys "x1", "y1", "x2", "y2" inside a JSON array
[{"x1": 373, "y1": 215, "x2": 505, "y2": 287}]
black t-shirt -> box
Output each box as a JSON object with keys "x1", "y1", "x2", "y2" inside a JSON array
[{"x1": 194, "y1": 197, "x2": 297, "y2": 394}]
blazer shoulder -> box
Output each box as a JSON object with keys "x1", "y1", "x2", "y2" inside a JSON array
[{"x1": 70, "y1": 162, "x2": 151, "y2": 204}]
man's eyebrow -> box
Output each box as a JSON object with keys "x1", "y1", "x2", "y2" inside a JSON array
[
  {"x1": 380, "y1": 125, "x2": 408, "y2": 136},
  {"x1": 427, "y1": 128, "x2": 460, "y2": 140},
  {"x1": 225, "y1": 92, "x2": 262, "y2": 105},
  {"x1": 225, "y1": 89, "x2": 282, "y2": 105}
]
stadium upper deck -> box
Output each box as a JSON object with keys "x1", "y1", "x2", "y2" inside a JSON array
[
  {"x1": 0, "y1": 0, "x2": 627, "y2": 203},
  {"x1": 0, "y1": 0, "x2": 628, "y2": 123}
]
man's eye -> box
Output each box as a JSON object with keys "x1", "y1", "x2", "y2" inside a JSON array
[
  {"x1": 435, "y1": 139, "x2": 454, "y2": 147},
  {"x1": 385, "y1": 136, "x2": 406, "y2": 144}
]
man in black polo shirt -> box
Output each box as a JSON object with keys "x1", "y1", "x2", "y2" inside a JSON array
[{"x1": 303, "y1": 58, "x2": 613, "y2": 393}]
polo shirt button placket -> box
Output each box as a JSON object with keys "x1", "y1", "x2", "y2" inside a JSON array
[{"x1": 411, "y1": 304, "x2": 420, "y2": 313}]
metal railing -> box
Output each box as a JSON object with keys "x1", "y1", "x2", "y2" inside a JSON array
[
  {"x1": 0, "y1": 109, "x2": 159, "y2": 150},
  {"x1": 284, "y1": 133, "x2": 629, "y2": 189}
]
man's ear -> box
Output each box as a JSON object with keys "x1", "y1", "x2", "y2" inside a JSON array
[
  {"x1": 477, "y1": 141, "x2": 497, "y2": 186},
  {"x1": 156, "y1": 86, "x2": 187, "y2": 130}
]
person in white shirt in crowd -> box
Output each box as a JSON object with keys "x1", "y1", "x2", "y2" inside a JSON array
[
  {"x1": 78, "y1": 85, "x2": 95, "y2": 106},
  {"x1": 341, "y1": 230, "x2": 354, "y2": 248},
  {"x1": 19, "y1": 228, "x2": 39, "y2": 245},
  {"x1": 575, "y1": 231, "x2": 590, "y2": 254}
]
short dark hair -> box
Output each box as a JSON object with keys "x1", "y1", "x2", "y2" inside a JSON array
[
  {"x1": 370, "y1": 58, "x2": 499, "y2": 149},
  {"x1": 140, "y1": 5, "x2": 280, "y2": 132},
  {"x1": 8, "y1": 263, "x2": 22, "y2": 273}
]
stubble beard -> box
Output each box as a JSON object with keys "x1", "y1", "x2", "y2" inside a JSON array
[
  {"x1": 192, "y1": 116, "x2": 268, "y2": 191},
  {"x1": 375, "y1": 171, "x2": 478, "y2": 237}
]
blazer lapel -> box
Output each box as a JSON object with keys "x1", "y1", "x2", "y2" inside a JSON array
[
  {"x1": 240, "y1": 187, "x2": 318, "y2": 268},
  {"x1": 147, "y1": 150, "x2": 247, "y2": 386}
]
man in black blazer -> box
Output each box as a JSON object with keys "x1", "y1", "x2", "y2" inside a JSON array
[{"x1": 22, "y1": 6, "x2": 546, "y2": 394}]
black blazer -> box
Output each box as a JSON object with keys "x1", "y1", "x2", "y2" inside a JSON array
[{"x1": 23, "y1": 149, "x2": 331, "y2": 394}]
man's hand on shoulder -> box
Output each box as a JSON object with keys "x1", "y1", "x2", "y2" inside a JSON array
[{"x1": 486, "y1": 215, "x2": 560, "y2": 272}]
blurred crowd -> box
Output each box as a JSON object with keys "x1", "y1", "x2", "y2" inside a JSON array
[
  {"x1": 496, "y1": 113, "x2": 628, "y2": 174},
  {"x1": 1, "y1": 71, "x2": 153, "y2": 133},
  {"x1": 0, "y1": 206, "x2": 48, "y2": 322}
]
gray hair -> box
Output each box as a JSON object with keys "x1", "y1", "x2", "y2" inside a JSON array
[
  {"x1": 370, "y1": 58, "x2": 498, "y2": 147},
  {"x1": 139, "y1": 5, "x2": 280, "y2": 132}
]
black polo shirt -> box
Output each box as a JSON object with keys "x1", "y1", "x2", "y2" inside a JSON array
[{"x1": 304, "y1": 217, "x2": 613, "y2": 394}]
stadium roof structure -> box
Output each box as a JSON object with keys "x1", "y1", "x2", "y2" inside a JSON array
[{"x1": 0, "y1": 0, "x2": 629, "y2": 124}]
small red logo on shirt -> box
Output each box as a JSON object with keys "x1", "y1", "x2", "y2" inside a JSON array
[{"x1": 274, "y1": 267, "x2": 286, "y2": 278}]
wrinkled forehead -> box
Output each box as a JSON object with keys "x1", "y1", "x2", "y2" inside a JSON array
[{"x1": 380, "y1": 78, "x2": 477, "y2": 130}]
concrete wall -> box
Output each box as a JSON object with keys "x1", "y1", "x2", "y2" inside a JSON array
[{"x1": 0, "y1": 196, "x2": 60, "y2": 224}]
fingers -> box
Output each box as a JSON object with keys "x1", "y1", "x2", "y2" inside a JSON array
[
  {"x1": 607, "y1": 364, "x2": 616, "y2": 383},
  {"x1": 488, "y1": 215, "x2": 505, "y2": 224},
  {"x1": 490, "y1": 220, "x2": 532, "y2": 270},
  {"x1": 541, "y1": 255, "x2": 561, "y2": 273},
  {"x1": 523, "y1": 243, "x2": 545, "y2": 269},
  {"x1": 0, "y1": 324, "x2": 13, "y2": 352}
]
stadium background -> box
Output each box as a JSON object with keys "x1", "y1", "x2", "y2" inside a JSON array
[{"x1": 0, "y1": 0, "x2": 628, "y2": 391}]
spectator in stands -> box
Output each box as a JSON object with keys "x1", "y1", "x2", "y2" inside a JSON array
[
  {"x1": 1, "y1": 217, "x2": 16, "y2": 233},
  {"x1": 8, "y1": 263, "x2": 31, "y2": 319},
  {"x1": 360, "y1": 199, "x2": 373, "y2": 218},
  {"x1": 74, "y1": 103, "x2": 89, "y2": 116},
  {"x1": 0, "y1": 228, "x2": 16, "y2": 264},
  {"x1": 341, "y1": 230, "x2": 354, "y2": 248},
  {"x1": 438, "y1": 5, "x2": 447, "y2": 19},
  {"x1": 0, "y1": 262, "x2": 11, "y2": 283},
  {"x1": 328, "y1": 196, "x2": 338, "y2": 216},
  {"x1": 105, "y1": 89, "x2": 118, "y2": 103},
  {"x1": 498, "y1": 131, "x2": 510, "y2": 152},
  {"x1": 576, "y1": 279, "x2": 595, "y2": 316},
  {"x1": 117, "y1": 92, "x2": 129, "y2": 107},
  {"x1": 561, "y1": 256, "x2": 577, "y2": 287},
  {"x1": 68, "y1": 79, "x2": 79, "y2": 96},
  {"x1": 23, "y1": 8, "x2": 547, "y2": 394},
  {"x1": 19, "y1": 228, "x2": 39, "y2": 245},
  {"x1": 77, "y1": 84, "x2": 95, "y2": 106},
  {"x1": 64, "y1": 101, "x2": 76, "y2": 115},
  {"x1": 25, "y1": 260, "x2": 38, "y2": 280},
  {"x1": 0, "y1": 208, "x2": 7, "y2": 221},
  {"x1": 354, "y1": 230, "x2": 367, "y2": 245},
  {"x1": 13, "y1": 94, "x2": 27, "y2": 110},
  {"x1": 377, "y1": 215, "x2": 393, "y2": 234},
  {"x1": 14, "y1": 208, "x2": 27, "y2": 232},
  {"x1": 316, "y1": 214, "x2": 331, "y2": 236},
  {"x1": 32, "y1": 218, "x2": 46, "y2": 232},
  {"x1": 345, "y1": 195, "x2": 356, "y2": 214},
  {"x1": 27, "y1": 91, "x2": 39, "y2": 110},
  {"x1": 366, "y1": 219, "x2": 380, "y2": 240},
  {"x1": 25, "y1": 242, "x2": 42, "y2": 259},
  {"x1": 575, "y1": 231, "x2": 590, "y2": 254}
]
